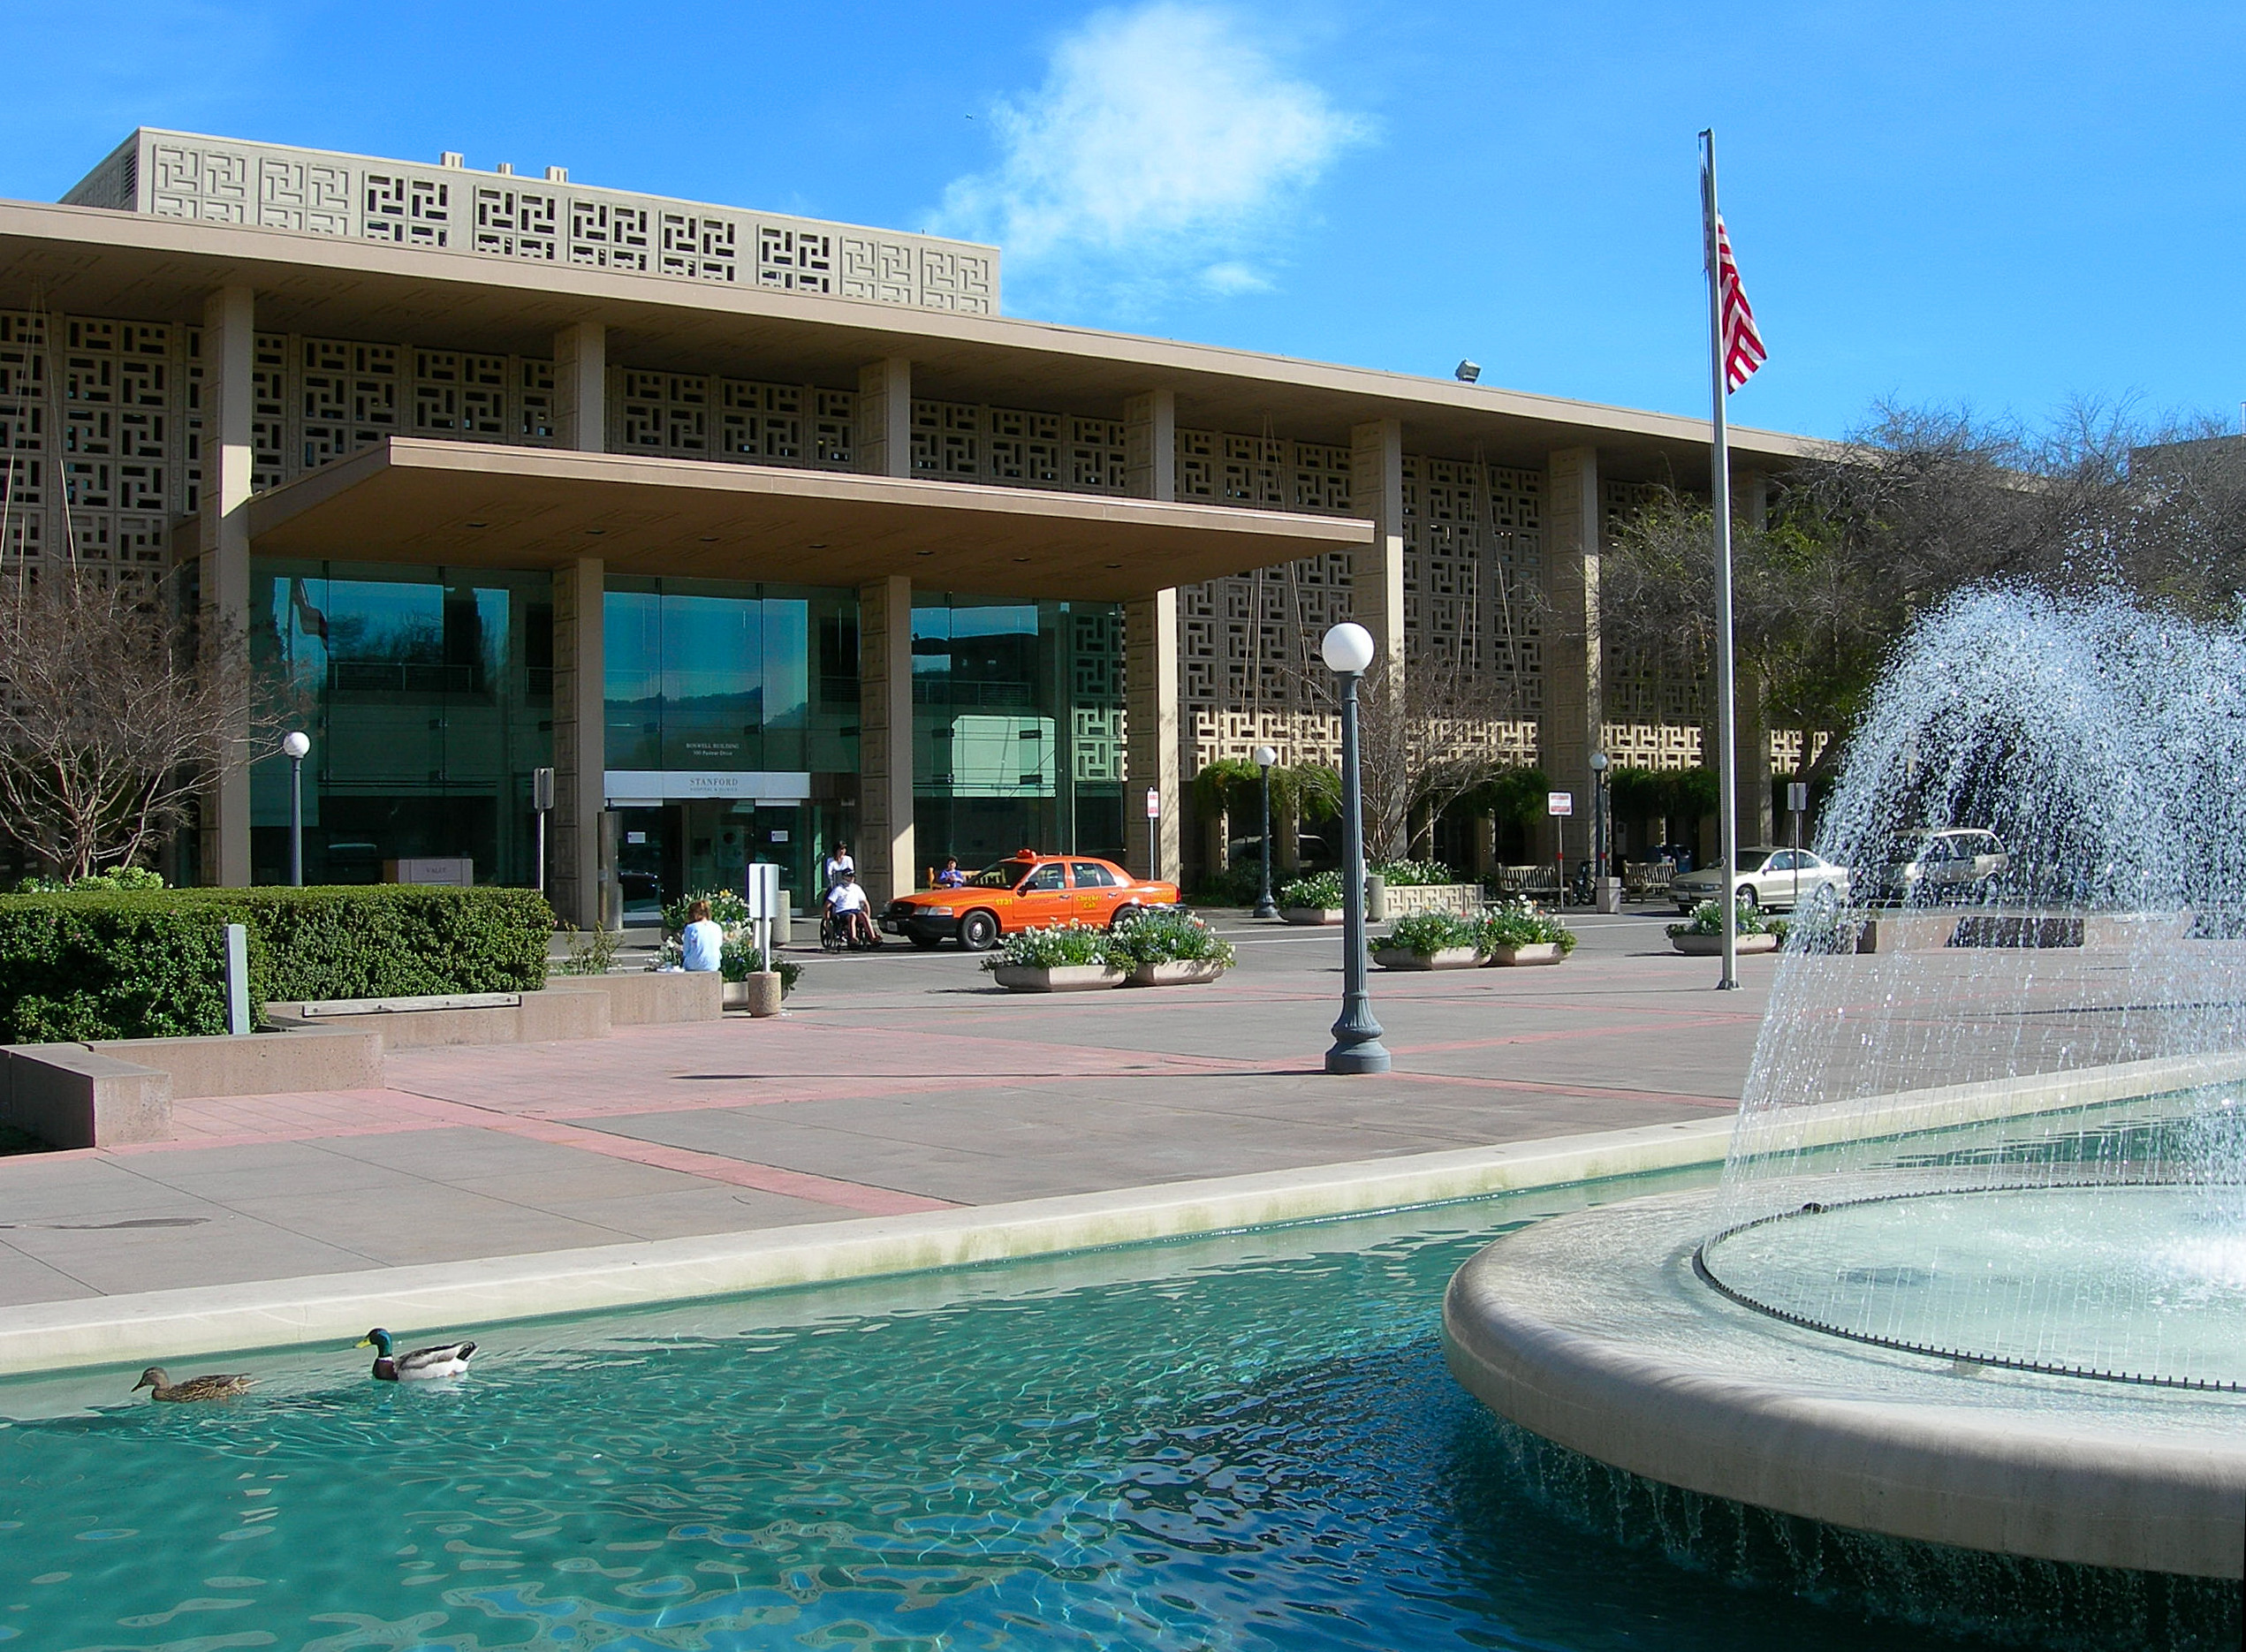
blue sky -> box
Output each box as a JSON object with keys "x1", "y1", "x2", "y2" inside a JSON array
[{"x1": 4, "y1": 2, "x2": 2238, "y2": 441}]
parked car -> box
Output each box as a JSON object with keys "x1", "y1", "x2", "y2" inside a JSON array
[
  {"x1": 1869, "y1": 828, "x2": 2010, "y2": 906},
  {"x1": 880, "y1": 852, "x2": 1180, "y2": 951},
  {"x1": 1670, "y1": 846, "x2": 1851, "y2": 914}
]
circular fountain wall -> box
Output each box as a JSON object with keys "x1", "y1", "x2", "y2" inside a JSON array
[{"x1": 1446, "y1": 590, "x2": 2246, "y2": 1581}]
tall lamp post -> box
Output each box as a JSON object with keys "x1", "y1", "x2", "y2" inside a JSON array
[
  {"x1": 1321, "y1": 623, "x2": 1391, "y2": 1075},
  {"x1": 1251, "y1": 744, "x2": 1279, "y2": 918},
  {"x1": 280, "y1": 731, "x2": 311, "y2": 886},
  {"x1": 1589, "y1": 749, "x2": 1611, "y2": 900}
]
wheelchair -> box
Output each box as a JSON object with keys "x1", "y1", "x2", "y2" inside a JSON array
[{"x1": 820, "y1": 909, "x2": 884, "y2": 952}]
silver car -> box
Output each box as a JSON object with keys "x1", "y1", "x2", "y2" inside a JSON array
[
  {"x1": 1670, "y1": 846, "x2": 1851, "y2": 915},
  {"x1": 1871, "y1": 828, "x2": 2010, "y2": 905}
]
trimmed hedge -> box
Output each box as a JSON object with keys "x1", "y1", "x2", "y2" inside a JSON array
[{"x1": 0, "y1": 885, "x2": 554, "y2": 1042}]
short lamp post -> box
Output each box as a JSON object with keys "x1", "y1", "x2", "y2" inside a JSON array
[
  {"x1": 1252, "y1": 743, "x2": 1279, "y2": 919},
  {"x1": 280, "y1": 731, "x2": 311, "y2": 887},
  {"x1": 1321, "y1": 623, "x2": 1391, "y2": 1075}
]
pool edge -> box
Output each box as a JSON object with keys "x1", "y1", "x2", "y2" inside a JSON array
[{"x1": 0, "y1": 1116, "x2": 1734, "y2": 1377}]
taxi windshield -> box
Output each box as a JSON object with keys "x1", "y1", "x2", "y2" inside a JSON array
[{"x1": 968, "y1": 860, "x2": 1039, "y2": 890}]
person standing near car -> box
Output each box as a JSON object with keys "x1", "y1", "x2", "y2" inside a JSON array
[{"x1": 820, "y1": 843, "x2": 855, "y2": 901}]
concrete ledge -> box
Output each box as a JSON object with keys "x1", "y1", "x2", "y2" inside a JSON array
[
  {"x1": 0, "y1": 1114, "x2": 1734, "y2": 1380},
  {"x1": 100, "y1": 1027, "x2": 383, "y2": 1099},
  {"x1": 1856, "y1": 909, "x2": 2190, "y2": 952},
  {"x1": 0, "y1": 1044, "x2": 172, "y2": 1148},
  {"x1": 1443, "y1": 1191, "x2": 2246, "y2": 1579},
  {"x1": 553, "y1": 969, "x2": 723, "y2": 1026},
  {"x1": 265, "y1": 989, "x2": 610, "y2": 1049}
]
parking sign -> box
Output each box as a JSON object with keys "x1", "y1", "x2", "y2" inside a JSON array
[{"x1": 1547, "y1": 792, "x2": 1574, "y2": 817}]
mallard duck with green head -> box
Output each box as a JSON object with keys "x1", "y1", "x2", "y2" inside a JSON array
[
  {"x1": 133, "y1": 1367, "x2": 254, "y2": 1402},
  {"x1": 358, "y1": 1328, "x2": 476, "y2": 1381}
]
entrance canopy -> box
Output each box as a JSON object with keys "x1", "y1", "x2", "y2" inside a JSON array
[{"x1": 240, "y1": 438, "x2": 1372, "y2": 600}]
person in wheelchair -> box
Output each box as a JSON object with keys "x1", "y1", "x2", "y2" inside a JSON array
[{"x1": 824, "y1": 869, "x2": 879, "y2": 949}]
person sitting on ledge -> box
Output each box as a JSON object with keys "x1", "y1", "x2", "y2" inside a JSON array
[
  {"x1": 680, "y1": 898, "x2": 724, "y2": 973},
  {"x1": 935, "y1": 856, "x2": 967, "y2": 888}
]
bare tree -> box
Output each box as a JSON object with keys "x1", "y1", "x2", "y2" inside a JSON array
[{"x1": 0, "y1": 567, "x2": 258, "y2": 880}]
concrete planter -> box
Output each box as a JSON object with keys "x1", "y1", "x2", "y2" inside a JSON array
[
  {"x1": 1671, "y1": 931, "x2": 1780, "y2": 956},
  {"x1": 1283, "y1": 907, "x2": 1346, "y2": 926},
  {"x1": 723, "y1": 974, "x2": 785, "y2": 1016},
  {"x1": 989, "y1": 963, "x2": 1128, "y2": 993},
  {"x1": 1484, "y1": 942, "x2": 1567, "y2": 966},
  {"x1": 1372, "y1": 945, "x2": 1484, "y2": 971},
  {"x1": 1127, "y1": 959, "x2": 1229, "y2": 988},
  {"x1": 1380, "y1": 883, "x2": 1486, "y2": 919}
]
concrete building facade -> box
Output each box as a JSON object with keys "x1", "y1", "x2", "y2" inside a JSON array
[{"x1": 0, "y1": 130, "x2": 1818, "y2": 919}]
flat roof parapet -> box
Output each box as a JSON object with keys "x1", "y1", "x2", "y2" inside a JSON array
[{"x1": 61, "y1": 128, "x2": 998, "y2": 317}]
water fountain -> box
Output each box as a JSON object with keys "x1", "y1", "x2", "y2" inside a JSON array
[{"x1": 1445, "y1": 589, "x2": 2246, "y2": 1599}]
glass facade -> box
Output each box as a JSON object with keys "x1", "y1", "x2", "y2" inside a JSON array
[
  {"x1": 603, "y1": 578, "x2": 859, "y2": 919},
  {"x1": 242, "y1": 562, "x2": 1125, "y2": 905},
  {"x1": 249, "y1": 560, "x2": 553, "y2": 885},
  {"x1": 912, "y1": 595, "x2": 1125, "y2": 872}
]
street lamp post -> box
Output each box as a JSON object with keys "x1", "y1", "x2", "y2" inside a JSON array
[
  {"x1": 280, "y1": 731, "x2": 311, "y2": 886},
  {"x1": 1590, "y1": 749, "x2": 1611, "y2": 904},
  {"x1": 1252, "y1": 744, "x2": 1279, "y2": 918},
  {"x1": 1321, "y1": 623, "x2": 1391, "y2": 1075}
]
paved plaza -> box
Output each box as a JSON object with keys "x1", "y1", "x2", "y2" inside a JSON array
[{"x1": 0, "y1": 910, "x2": 1770, "y2": 1307}]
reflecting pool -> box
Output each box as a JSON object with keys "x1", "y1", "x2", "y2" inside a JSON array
[{"x1": 0, "y1": 1168, "x2": 2211, "y2": 1651}]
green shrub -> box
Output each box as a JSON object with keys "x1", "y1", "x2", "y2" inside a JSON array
[
  {"x1": 983, "y1": 921, "x2": 1117, "y2": 971},
  {"x1": 1385, "y1": 912, "x2": 1480, "y2": 954},
  {"x1": 0, "y1": 884, "x2": 554, "y2": 1040},
  {"x1": 1668, "y1": 899, "x2": 1787, "y2": 941},
  {"x1": 554, "y1": 924, "x2": 623, "y2": 975},
  {"x1": 1193, "y1": 860, "x2": 1270, "y2": 906},
  {"x1": 1109, "y1": 909, "x2": 1235, "y2": 969},
  {"x1": 0, "y1": 895, "x2": 244, "y2": 1042},
  {"x1": 15, "y1": 866, "x2": 167, "y2": 894},
  {"x1": 1279, "y1": 869, "x2": 1347, "y2": 910},
  {"x1": 1476, "y1": 902, "x2": 1577, "y2": 955}
]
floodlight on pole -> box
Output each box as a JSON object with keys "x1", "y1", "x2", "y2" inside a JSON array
[
  {"x1": 1454, "y1": 360, "x2": 1482, "y2": 383},
  {"x1": 1320, "y1": 623, "x2": 1390, "y2": 1075},
  {"x1": 281, "y1": 731, "x2": 311, "y2": 886},
  {"x1": 1252, "y1": 743, "x2": 1279, "y2": 919}
]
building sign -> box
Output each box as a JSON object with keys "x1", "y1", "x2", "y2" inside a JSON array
[
  {"x1": 604, "y1": 770, "x2": 812, "y2": 806},
  {"x1": 1547, "y1": 792, "x2": 1574, "y2": 817}
]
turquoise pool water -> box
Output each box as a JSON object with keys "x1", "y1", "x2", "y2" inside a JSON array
[{"x1": 0, "y1": 1171, "x2": 2211, "y2": 1652}]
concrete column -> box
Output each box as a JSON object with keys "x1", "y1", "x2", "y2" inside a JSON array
[
  {"x1": 554, "y1": 322, "x2": 606, "y2": 452},
  {"x1": 1732, "y1": 467, "x2": 1774, "y2": 845},
  {"x1": 857, "y1": 574, "x2": 915, "y2": 905},
  {"x1": 1537, "y1": 446, "x2": 1603, "y2": 866},
  {"x1": 197, "y1": 285, "x2": 254, "y2": 887},
  {"x1": 1349, "y1": 420, "x2": 1408, "y2": 860},
  {"x1": 1124, "y1": 591, "x2": 1181, "y2": 884},
  {"x1": 551, "y1": 557, "x2": 605, "y2": 929},
  {"x1": 1123, "y1": 390, "x2": 1176, "y2": 502},
  {"x1": 855, "y1": 358, "x2": 912, "y2": 478}
]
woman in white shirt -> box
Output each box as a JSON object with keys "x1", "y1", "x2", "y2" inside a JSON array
[{"x1": 679, "y1": 898, "x2": 725, "y2": 973}]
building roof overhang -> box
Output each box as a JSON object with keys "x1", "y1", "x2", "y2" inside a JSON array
[
  {"x1": 237, "y1": 438, "x2": 1373, "y2": 599},
  {"x1": 0, "y1": 199, "x2": 1840, "y2": 481}
]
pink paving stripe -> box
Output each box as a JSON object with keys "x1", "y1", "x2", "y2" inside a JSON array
[
  {"x1": 477, "y1": 1116, "x2": 956, "y2": 1216},
  {"x1": 1377, "y1": 1069, "x2": 1737, "y2": 1108}
]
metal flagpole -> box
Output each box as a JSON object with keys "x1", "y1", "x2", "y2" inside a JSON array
[{"x1": 1700, "y1": 129, "x2": 1741, "y2": 992}]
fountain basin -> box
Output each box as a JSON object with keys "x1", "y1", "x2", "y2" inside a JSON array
[{"x1": 1443, "y1": 1188, "x2": 2246, "y2": 1579}]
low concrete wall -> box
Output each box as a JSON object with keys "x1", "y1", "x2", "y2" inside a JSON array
[
  {"x1": 102, "y1": 1027, "x2": 383, "y2": 1098},
  {"x1": 548, "y1": 970, "x2": 724, "y2": 1026},
  {"x1": 264, "y1": 987, "x2": 613, "y2": 1049},
  {"x1": 0, "y1": 1044, "x2": 173, "y2": 1148}
]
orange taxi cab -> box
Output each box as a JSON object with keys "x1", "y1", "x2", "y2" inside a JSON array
[{"x1": 879, "y1": 852, "x2": 1180, "y2": 951}]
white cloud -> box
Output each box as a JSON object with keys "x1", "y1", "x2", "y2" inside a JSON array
[{"x1": 934, "y1": 4, "x2": 1370, "y2": 309}]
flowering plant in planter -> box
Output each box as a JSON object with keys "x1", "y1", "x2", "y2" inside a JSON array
[
  {"x1": 721, "y1": 938, "x2": 802, "y2": 995},
  {"x1": 1667, "y1": 899, "x2": 1787, "y2": 942},
  {"x1": 1107, "y1": 909, "x2": 1236, "y2": 969},
  {"x1": 1476, "y1": 903, "x2": 1577, "y2": 955},
  {"x1": 1279, "y1": 869, "x2": 1347, "y2": 911},
  {"x1": 1385, "y1": 911, "x2": 1482, "y2": 955},
  {"x1": 1372, "y1": 858, "x2": 1459, "y2": 888},
  {"x1": 981, "y1": 921, "x2": 1118, "y2": 972}
]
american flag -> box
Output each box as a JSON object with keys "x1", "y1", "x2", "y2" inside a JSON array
[{"x1": 1713, "y1": 215, "x2": 1765, "y2": 392}]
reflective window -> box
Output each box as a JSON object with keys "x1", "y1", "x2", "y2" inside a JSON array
[
  {"x1": 1020, "y1": 864, "x2": 1066, "y2": 892},
  {"x1": 1071, "y1": 861, "x2": 1115, "y2": 889}
]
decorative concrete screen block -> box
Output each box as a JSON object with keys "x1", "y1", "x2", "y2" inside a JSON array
[{"x1": 64, "y1": 131, "x2": 1000, "y2": 314}]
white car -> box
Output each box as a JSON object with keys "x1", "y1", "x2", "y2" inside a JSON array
[{"x1": 1670, "y1": 847, "x2": 1850, "y2": 914}]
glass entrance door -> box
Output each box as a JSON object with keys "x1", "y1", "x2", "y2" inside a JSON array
[{"x1": 615, "y1": 806, "x2": 678, "y2": 926}]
